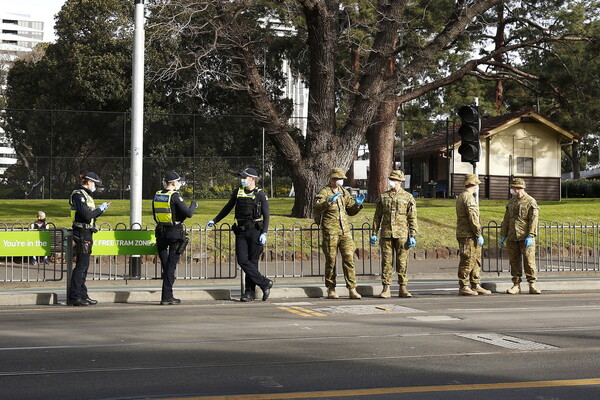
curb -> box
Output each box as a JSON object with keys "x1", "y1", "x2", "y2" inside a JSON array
[{"x1": 483, "y1": 281, "x2": 600, "y2": 293}]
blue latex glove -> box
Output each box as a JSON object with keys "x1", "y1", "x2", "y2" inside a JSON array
[
  {"x1": 99, "y1": 202, "x2": 110, "y2": 212},
  {"x1": 408, "y1": 236, "x2": 416, "y2": 248},
  {"x1": 259, "y1": 233, "x2": 267, "y2": 245},
  {"x1": 524, "y1": 236, "x2": 534, "y2": 248},
  {"x1": 477, "y1": 235, "x2": 484, "y2": 247},
  {"x1": 355, "y1": 193, "x2": 365, "y2": 206},
  {"x1": 370, "y1": 235, "x2": 377, "y2": 245},
  {"x1": 328, "y1": 192, "x2": 342, "y2": 203},
  {"x1": 499, "y1": 237, "x2": 506, "y2": 247},
  {"x1": 206, "y1": 220, "x2": 215, "y2": 228}
]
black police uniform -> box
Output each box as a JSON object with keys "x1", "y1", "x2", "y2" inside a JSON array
[
  {"x1": 212, "y1": 186, "x2": 271, "y2": 301},
  {"x1": 69, "y1": 185, "x2": 105, "y2": 305},
  {"x1": 152, "y1": 188, "x2": 197, "y2": 304}
]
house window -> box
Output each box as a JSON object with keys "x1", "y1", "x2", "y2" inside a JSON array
[{"x1": 517, "y1": 157, "x2": 533, "y2": 175}]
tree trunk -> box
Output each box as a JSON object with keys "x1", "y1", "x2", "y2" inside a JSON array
[
  {"x1": 571, "y1": 141, "x2": 580, "y2": 179},
  {"x1": 367, "y1": 96, "x2": 397, "y2": 202}
]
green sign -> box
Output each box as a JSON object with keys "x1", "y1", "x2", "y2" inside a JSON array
[
  {"x1": 92, "y1": 230, "x2": 157, "y2": 255},
  {"x1": 0, "y1": 231, "x2": 52, "y2": 257}
]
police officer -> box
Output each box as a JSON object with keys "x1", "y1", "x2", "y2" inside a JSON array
[
  {"x1": 500, "y1": 178, "x2": 541, "y2": 294},
  {"x1": 455, "y1": 174, "x2": 491, "y2": 296},
  {"x1": 68, "y1": 172, "x2": 111, "y2": 306},
  {"x1": 371, "y1": 170, "x2": 418, "y2": 298},
  {"x1": 314, "y1": 168, "x2": 365, "y2": 300},
  {"x1": 153, "y1": 171, "x2": 198, "y2": 305},
  {"x1": 206, "y1": 168, "x2": 273, "y2": 302}
]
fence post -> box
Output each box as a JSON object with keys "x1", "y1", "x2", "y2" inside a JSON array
[{"x1": 63, "y1": 228, "x2": 73, "y2": 302}]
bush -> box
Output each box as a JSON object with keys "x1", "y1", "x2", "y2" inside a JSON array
[{"x1": 562, "y1": 179, "x2": 600, "y2": 198}]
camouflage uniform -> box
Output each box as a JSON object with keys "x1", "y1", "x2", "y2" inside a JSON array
[
  {"x1": 456, "y1": 176, "x2": 483, "y2": 288},
  {"x1": 372, "y1": 173, "x2": 418, "y2": 286},
  {"x1": 500, "y1": 180, "x2": 540, "y2": 284},
  {"x1": 314, "y1": 180, "x2": 363, "y2": 289}
]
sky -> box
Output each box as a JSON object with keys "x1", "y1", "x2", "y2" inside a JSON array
[{"x1": 3, "y1": 0, "x2": 67, "y2": 43}]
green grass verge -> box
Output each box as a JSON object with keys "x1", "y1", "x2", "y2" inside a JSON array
[{"x1": 2, "y1": 197, "x2": 600, "y2": 250}]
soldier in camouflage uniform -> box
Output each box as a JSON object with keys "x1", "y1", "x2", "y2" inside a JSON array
[
  {"x1": 500, "y1": 178, "x2": 541, "y2": 294},
  {"x1": 314, "y1": 168, "x2": 365, "y2": 299},
  {"x1": 371, "y1": 170, "x2": 418, "y2": 298},
  {"x1": 455, "y1": 174, "x2": 491, "y2": 296}
]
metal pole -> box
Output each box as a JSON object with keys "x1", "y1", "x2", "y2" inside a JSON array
[
  {"x1": 399, "y1": 120, "x2": 405, "y2": 169},
  {"x1": 473, "y1": 97, "x2": 479, "y2": 204},
  {"x1": 129, "y1": 0, "x2": 145, "y2": 278}
]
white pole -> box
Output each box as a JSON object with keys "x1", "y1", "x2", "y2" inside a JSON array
[
  {"x1": 130, "y1": 0, "x2": 145, "y2": 228},
  {"x1": 129, "y1": 0, "x2": 145, "y2": 277}
]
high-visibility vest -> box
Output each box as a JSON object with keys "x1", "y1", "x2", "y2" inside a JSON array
[
  {"x1": 235, "y1": 188, "x2": 262, "y2": 221},
  {"x1": 70, "y1": 189, "x2": 96, "y2": 226},
  {"x1": 153, "y1": 190, "x2": 176, "y2": 225}
]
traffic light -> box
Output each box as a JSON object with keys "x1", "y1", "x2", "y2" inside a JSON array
[{"x1": 457, "y1": 105, "x2": 480, "y2": 164}]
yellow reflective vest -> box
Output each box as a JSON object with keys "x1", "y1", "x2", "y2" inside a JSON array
[
  {"x1": 70, "y1": 188, "x2": 96, "y2": 226},
  {"x1": 153, "y1": 190, "x2": 176, "y2": 225}
]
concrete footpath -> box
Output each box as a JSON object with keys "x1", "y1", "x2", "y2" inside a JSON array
[{"x1": 1, "y1": 259, "x2": 600, "y2": 306}]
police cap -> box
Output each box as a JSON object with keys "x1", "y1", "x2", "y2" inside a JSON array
[
  {"x1": 329, "y1": 168, "x2": 347, "y2": 179},
  {"x1": 238, "y1": 168, "x2": 259, "y2": 178},
  {"x1": 164, "y1": 171, "x2": 181, "y2": 182},
  {"x1": 84, "y1": 172, "x2": 104, "y2": 187},
  {"x1": 388, "y1": 170, "x2": 405, "y2": 182},
  {"x1": 510, "y1": 178, "x2": 526, "y2": 188}
]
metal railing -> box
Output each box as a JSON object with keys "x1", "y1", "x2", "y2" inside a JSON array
[{"x1": 482, "y1": 220, "x2": 600, "y2": 273}]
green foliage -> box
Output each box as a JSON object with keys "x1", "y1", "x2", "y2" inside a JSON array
[{"x1": 562, "y1": 179, "x2": 600, "y2": 198}]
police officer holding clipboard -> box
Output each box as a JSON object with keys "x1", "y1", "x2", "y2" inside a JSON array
[
  {"x1": 207, "y1": 168, "x2": 273, "y2": 302},
  {"x1": 153, "y1": 172, "x2": 197, "y2": 305},
  {"x1": 68, "y1": 172, "x2": 111, "y2": 306}
]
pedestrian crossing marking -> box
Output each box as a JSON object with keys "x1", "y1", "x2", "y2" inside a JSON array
[
  {"x1": 313, "y1": 304, "x2": 425, "y2": 315},
  {"x1": 457, "y1": 332, "x2": 558, "y2": 350},
  {"x1": 277, "y1": 306, "x2": 326, "y2": 317}
]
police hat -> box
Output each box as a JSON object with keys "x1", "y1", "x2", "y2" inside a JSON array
[
  {"x1": 388, "y1": 170, "x2": 405, "y2": 182},
  {"x1": 84, "y1": 172, "x2": 104, "y2": 187},
  {"x1": 238, "y1": 168, "x2": 259, "y2": 178},
  {"x1": 329, "y1": 168, "x2": 347, "y2": 179},
  {"x1": 164, "y1": 171, "x2": 181, "y2": 182},
  {"x1": 510, "y1": 178, "x2": 526, "y2": 188},
  {"x1": 464, "y1": 174, "x2": 481, "y2": 186}
]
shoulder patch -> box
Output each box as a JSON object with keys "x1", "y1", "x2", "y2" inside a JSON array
[
  {"x1": 81, "y1": 197, "x2": 85, "y2": 203},
  {"x1": 179, "y1": 196, "x2": 184, "y2": 202}
]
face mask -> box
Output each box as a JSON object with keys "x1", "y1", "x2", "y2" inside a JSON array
[
  {"x1": 510, "y1": 188, "x2": 516, "y2": 196},
  {"x1": 336, "y1": 179, "x2": 344, "y2": 187},
  {"x1": 89, "y1": 182, "x2": 96, "y2": 193},
  {"x1": 174, "y1": 181, "x2": 182, "y2": 191},
  {"x1": 388, "y1": 179, "x2": 396, "y2": 189},
  {"x1": 241, "y1": 178, "x2": 250, "y2": 187}
]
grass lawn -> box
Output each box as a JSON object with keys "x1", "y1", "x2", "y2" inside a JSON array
[{"x1": 2, "y1": 197, "x2": 599, "y2": 249}]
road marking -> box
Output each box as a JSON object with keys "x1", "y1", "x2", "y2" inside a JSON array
[
  {"x1": 457, "y1": 333, "x2": 558, "y2": 350},
  {"x1": 277, "y1": 306, "x2": 326, "y2": 317},
  {"x1": 408, "y1": 315, "x2": 461, "y2": 321},
  {"x1": 312, "y1": 304, "x2": 424, "y2": 315},
  {"x1": 159, "y1": 378, "x2": 600, "y2": 399}
]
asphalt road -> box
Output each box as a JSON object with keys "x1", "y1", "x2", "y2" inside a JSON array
[{"x1": 1, "y1": 290, "x2": 600, "y2": 400}]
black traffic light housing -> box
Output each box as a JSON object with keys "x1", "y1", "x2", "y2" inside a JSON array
[{"x1": 457, "y1": 105, "x2": 480, "y2": 164}]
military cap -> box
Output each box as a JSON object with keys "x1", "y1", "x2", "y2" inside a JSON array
[
  {"x1": 510, "y1": 178, "x2": 526, "y2": 188},
  {"x1": 464, "y1": 173, "x2": 481, "y2": 186},
  {"x1": 329, "y1": 168, "x2": 347, "y2": 179},
  {"x1": 388, "y1": 170, "x2": 405, "y2": 181}
]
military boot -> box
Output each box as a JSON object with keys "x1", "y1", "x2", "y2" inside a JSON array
[
  {"x1": 399, "y1": 285, "x2": 412, "y2": 298},
  {"x1": 529, "y1": 282, "x2": 542, "y2": 294},
  {"x1": 506, "y1": 283, "x2": 521, "y2": 294},
  {"x1": 471, "y1": 284, "x2": 491, "y2": 295},
  {"x1": 458, "y1": 286, "x2": 479, "y2": 296},
  {"x1": 349, "y1": 287, "x2": 362, "y2": 299},
  {"x1": 378, "y1": 284, "x2": 391, "y2": 298},
  {"x1": 327, "y1": 288, "x2": 339, "y2": 299}
]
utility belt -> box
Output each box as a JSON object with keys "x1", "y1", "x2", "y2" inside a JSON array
[
  {"x1": 155, "y1": 223, "x2": 183, "y2": 234},
  {"x1": 73, "y1": 222, "x2": 98, "y2": 233},
  {"x1": 232, "y1": 220, "x2": 263, "y2": 234}
]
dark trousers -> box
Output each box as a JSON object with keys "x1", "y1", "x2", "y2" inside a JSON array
[
  {"x1": 235, "y1": 228, "x2": 268, "y2": 294},
  {"x1": 69, "y1": 229, "x2": 93, "y2": 301},
  {"x1": 156, "y1": 227, "x2": 183, "y2": 300}
]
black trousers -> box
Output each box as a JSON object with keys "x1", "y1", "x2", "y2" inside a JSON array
[
  {"x1": 156, "y1": 227, "x2": 183, "y2": 300},
  {"x1": 69, "y1": 228, "x2": 93, "y2": 301},
  {"x1": 235, "y1": 227, "x2": 269, "y2": 294}
]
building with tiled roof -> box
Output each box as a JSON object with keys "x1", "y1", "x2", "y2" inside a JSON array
[{"x1": 402, "y1": 111, "x2": 579, "y2": 201}]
